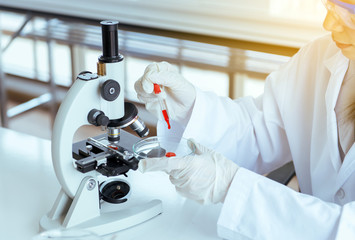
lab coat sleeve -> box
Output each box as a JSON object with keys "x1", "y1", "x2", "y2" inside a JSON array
[
  {"x1": 217, "y1": 168, "x2": 355, "y2": 240},
  {"x1": 158, "y1": 76, "x2": 292, "y2": 175}
]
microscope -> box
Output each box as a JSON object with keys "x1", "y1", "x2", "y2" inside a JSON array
[{"x1": 40, "y1": 20, "x2": 162, "y2": 235}]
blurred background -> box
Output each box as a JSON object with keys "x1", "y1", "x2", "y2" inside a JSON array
[{"x1": 0, "y1": 0, "x2": 326, "y2": 140}]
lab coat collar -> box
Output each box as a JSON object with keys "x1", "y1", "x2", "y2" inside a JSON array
[
  {"x1": 324, "y1": 49, "x2": 349, "y2": 77},
  {"x1": 324, "y1": 50, "x2": 349, "y2": 171}
]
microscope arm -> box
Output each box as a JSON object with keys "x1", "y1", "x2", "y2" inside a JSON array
[
  {"x1": 52, "y1": 78, "x2": 99, "y2": 198},
  {"x1": 52, "y1": 69, "x2": 123, "y2": 198}
]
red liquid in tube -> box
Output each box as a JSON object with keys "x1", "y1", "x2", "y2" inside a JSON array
[
  {"x1": 153, "y1": 83, "x2": 171, "y2": 129},
  {"x1": 162, "y1": 110, "x2": 171, "y2": 129}
]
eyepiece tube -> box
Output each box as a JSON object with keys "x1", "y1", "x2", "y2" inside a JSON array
[{"x1": 99, "y1": 20, "x2": 123, "y2": 63}]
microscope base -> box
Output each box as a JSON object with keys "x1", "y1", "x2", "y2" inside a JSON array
[{"x1": 39, "y1": 177, "x2": 162, "y2": 235}]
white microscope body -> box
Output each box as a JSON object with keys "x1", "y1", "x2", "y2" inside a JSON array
[{"x1": 39, "y1": 21, "x2": 162, "y2": 235}]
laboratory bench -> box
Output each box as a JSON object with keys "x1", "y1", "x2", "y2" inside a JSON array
[{"x1": 0, "y1": 127, "x2": 223, "y2": 240}]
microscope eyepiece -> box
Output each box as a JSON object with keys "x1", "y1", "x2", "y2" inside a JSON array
[{"x1": 99, "y1": 20, "x2": 123, "y2": 63}]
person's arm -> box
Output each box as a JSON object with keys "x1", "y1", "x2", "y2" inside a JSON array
[
  {"x1": 135, "y1": 60, "x2": 293, "y2": 175},
  {"x1": 159, "y1": 78, "x2": 292, "y2": 175},
  {"x1": 218, "y1": 168, "x2": 355, "y2": 240}
]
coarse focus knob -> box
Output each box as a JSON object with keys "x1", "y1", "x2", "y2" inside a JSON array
[
  {"x1": 97, "y1": 114, "x2": 110, "y2": 126},
  {"x1": 88, "y1": 109, "x2": 110, "y2": 126},
  {"x1": 101, "y1": 80, "x2": 120, "y2": 101}
]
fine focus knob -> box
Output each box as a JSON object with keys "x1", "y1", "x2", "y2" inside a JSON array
[
  {"x1": 88, "y1": 109, "x2": 109, "y2": 126},
  {"x1": 101, "y1": 79, "x2": 120, "y2": 101},
  {"x1": 97, "y1": 114, "x2": 110, "y2": 126}
]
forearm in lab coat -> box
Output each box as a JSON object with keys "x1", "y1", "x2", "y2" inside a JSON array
[
  {"x1": 158, "y1": 87, "x2": 292, "y2": 175},
  {"x1": 217, "y1": 168, "x2": 355, "y2": 240}
]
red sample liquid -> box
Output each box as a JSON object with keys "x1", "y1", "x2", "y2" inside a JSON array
[
  {"x1": 108, "y1": 145, "x2": 118, "y2": 150},
  {"x1": 153, "y1": 83, "x2": 171, "y2": 130},
  {"x1": 162, "y1": 109, "x2": 171, "y2": 129},
  {"x1": 165, "y1": 152, "x2": 176, "y2": 157}
]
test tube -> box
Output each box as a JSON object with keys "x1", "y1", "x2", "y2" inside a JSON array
[{"x1": 153, "y1": 83, "x2": 171, "y2": 129}]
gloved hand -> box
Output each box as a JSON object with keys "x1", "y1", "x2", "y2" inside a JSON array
[
  {"x1": 134, "y1": 61, "x2": 196, "y2": 126},
  {"x1": 139, "y1": 139, "x2": 239, "y2": 204}
]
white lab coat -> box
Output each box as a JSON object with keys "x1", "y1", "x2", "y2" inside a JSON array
[{"x1": 158, "y1": 34, "x2": 355, "y2": 240}]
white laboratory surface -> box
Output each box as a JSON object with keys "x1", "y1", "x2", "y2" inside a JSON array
[
  {"x1": 0, "y1": 0, "x2": 327, "y2": 48},
  {"x1": 0, "y1": 127, "x2": 222, "y2": 240}
]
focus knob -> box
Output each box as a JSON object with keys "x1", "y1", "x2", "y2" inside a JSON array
[
  {"x1": 88, "y1": 109, "x2": 109, "y2": 126},
  {"x1": 97, "y1": 114, "x2": 109, "y2": 126},
  {"x1": 101, "y1": 79, "x2": 120, "y2": 101}
]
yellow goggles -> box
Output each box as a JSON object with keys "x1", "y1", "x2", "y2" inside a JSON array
[{"x1": 322, "y1": 0, "x2": 355, "y2": 29}]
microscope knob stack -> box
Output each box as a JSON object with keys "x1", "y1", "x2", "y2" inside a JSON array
[{"x1": 87, "y1": 109, "x2": 110, "y2": 127}]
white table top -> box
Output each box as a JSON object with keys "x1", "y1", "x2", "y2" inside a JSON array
[{"x1": 0, "y1": 127, "x2": 222, "y2": 240}]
